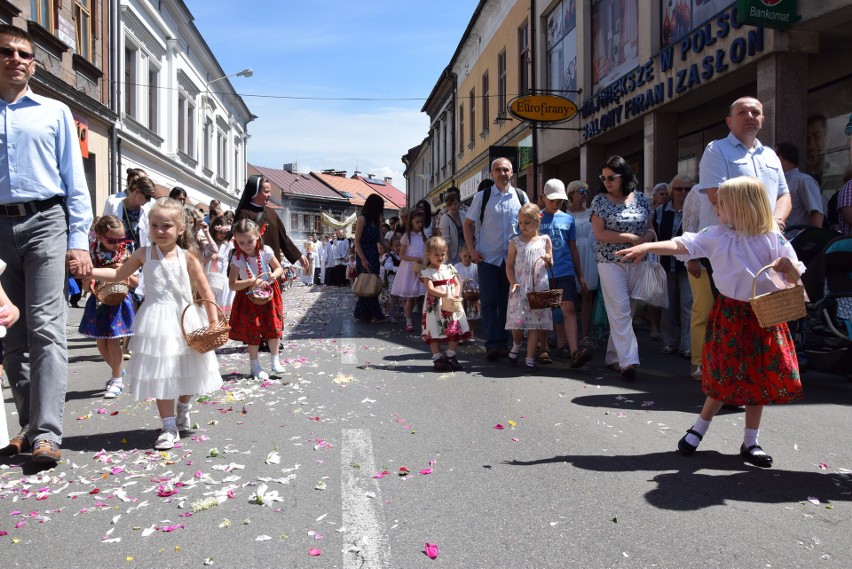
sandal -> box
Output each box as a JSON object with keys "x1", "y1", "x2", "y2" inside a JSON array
[
  {"x1": 570, "y1": 349, "x2": 592, "y2": 369},
  {"x1": 556, "y1": 346, "x2": 572, "y2": 359},
  {"x1": 536, "y1": 351, "x2": 552, "y2": 365},
  {"x1": 508, "y1": 344, "x2": 521, "y2": 365}
]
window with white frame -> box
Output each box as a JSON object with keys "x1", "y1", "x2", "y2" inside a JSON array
[
  {"x1": 124, "y1": 46, "x2": 137, "y2": 119},
  {"x1": 203, "y1": 118, "x2": 212, "y2": 170},
  {"x1": 177, "y1": 92, "x2": 196, "y2": 157},
  {"x1": 217, "y1": 130, "x2": 227, "y2": 179},
  {"x1": 147, "y1": 68, "x2": 159, "y2": 133}
]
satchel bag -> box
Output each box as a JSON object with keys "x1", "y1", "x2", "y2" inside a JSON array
[
  {"x1": 353, "y1": 270, "x2": 382, "y2": 298},
  {"x1": 632, "y1": 253, "x2": 669, "y2": 309}
]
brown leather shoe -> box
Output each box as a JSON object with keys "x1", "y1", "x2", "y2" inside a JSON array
[
  {"x1": 0, "y1": 428, "x2": 30, "y2": 456},
  {"x1": 31, "y1": 439, "x2": 61, "y2": 463}
]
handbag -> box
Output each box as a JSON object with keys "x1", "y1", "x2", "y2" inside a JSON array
[
  {"x1": 440, "y1": 280, "x2": 463, "y2": 312},
  {"x1": 353, "y1": 270, "x2": 382, "y2": 298},
  {"x1": 633, "y1": 253, "x2": 669, "y2": 308},
  {"x1": 592, "y1": 291, "x2": 608, "y2": 330}
]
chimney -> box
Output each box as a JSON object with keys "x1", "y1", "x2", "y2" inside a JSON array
[
  {"x1": 283, "y1": 162, "x2": 298, "y2": 173},
  {"x1": 384, "y1": 177, "x2": 393, "y2": 185}
]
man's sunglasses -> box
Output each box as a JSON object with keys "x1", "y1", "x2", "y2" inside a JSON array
[
  {"x1": 0, "y1": 46, "x2": 35, "y2": 61},
  {"x1": 599, "y1": 174, "x2": 622, "y2": 182}
]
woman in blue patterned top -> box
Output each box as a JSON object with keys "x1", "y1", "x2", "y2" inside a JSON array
[{"x1": 590, "y1": 156, "x2": 655, "y2": 380}]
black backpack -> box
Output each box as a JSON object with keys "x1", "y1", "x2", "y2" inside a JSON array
[{"x1": 479, "y1": 186, "x2": 528, "y2": 223}]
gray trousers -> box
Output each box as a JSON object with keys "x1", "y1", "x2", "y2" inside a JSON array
[{"x1": 0, "y1": 204, "x2": 69, "y2": 445}]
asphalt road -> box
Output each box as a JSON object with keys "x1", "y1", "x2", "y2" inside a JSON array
[{"x1": 1, "y1": 284, "x2": 850, "y2": 569}]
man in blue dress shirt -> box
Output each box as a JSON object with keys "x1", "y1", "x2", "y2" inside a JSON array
[{"x1": 0, "y1": 25, "x2": 93, "y2": 464}]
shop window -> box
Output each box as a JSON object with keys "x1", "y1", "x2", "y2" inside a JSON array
[
  {"x1": 591, "y1": 0, "x2": 639, "y2": 92},
  {"x1": 806, "y1": 76, "x2": 852, "y2": 198},
  {"x1": 545, "y1": 0, "x2": 578, "y2": 100}
]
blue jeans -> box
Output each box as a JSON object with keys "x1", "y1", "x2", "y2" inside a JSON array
[
  {"x1": 0, "y1": 205, "x2": 69, "y2": 445},
  {"x1": 478, "y1": 261, "x2": 510, "y2": 350}
]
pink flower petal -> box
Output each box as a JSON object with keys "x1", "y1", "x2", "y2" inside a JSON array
[
  {"x1": 493, "y1": 424, "x2": 505, "y2": 430},
  {"x1": 420, "y1": 468, "x2": 433, "y2": 475},
  {"x1": 424, "y1": 542, "x2": 439, "y2": 559},
  {"x1": 308, "y1": 548, "x2": 322, "y2": 556}
]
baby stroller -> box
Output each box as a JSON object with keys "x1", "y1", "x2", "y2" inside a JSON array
[{"x1": 797, "y1": 235, "x2": 852, "y2": 380}]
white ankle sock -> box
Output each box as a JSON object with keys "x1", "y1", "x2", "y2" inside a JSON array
[
  {"x1": 685, "y1": 416, "x2": 711, "y2": 447},
  {"x1": 162, "y1": 416, "x2": 177, "y2": 431},
  {"x1": 743, "y1": 428, "x2": 760, "y2": 449},
  {"x1": 510, "y1": 343, "x2": 522, "y2": 355},
  {"x1": 432, "y1": 353, "x2": 443, "y2": 361},
  {"x1": 525, "y1": 357, "x2": 535, "y2": 366}
]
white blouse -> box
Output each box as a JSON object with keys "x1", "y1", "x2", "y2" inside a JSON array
[{"x1": 675, "y1": 225, "x2": 805, "y2": 302}]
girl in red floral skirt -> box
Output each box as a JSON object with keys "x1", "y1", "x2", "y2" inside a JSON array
[
  {"x1": 228, "y1": 219, "x2": 285, "y2": 379},
  {"x1": 618, "y1": 176, "x2": 804, "y2": 468}
]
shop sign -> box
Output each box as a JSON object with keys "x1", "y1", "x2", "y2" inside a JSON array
[
  {"x1": 580, "y1": 4, "x2": 765, "y2": 140},
  {"x1": 509, "y1": 94, "x2": 578, "y2": 123},
  {"x1": 736, "y1": 0, "x2": 798, "y2": 30},
  {"x1": 459, "y1": 170, "x2": 484, "y2": 201},
  {"x1": 73, "y1": 114, "x2": 89, "y2": 158}
]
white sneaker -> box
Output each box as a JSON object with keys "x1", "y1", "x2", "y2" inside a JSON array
[
  {"x1": 176, "y1": 404, "x2": 192, "y2": 431},
  {"x1": 154, "y1": 429, "x2": 179, "y2": 450},
  {"x1": 103, "y1": 381, "x2": 124, "y2": 399},
  {"x1": 270, "y1": 357, "x2": 285, "y2": 374},
  {"x1": 250, "y1": 363, "x2": 269, "y2": 380}
]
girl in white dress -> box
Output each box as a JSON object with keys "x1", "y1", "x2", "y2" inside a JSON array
[
  {"x1": 420, "y1": 236, "x2": 471, "y2": 371},
  {"x1": 391, "y1": 210, "x2": 427, "y2": 332},
  {"x1": 506, "y1": 203, "x2": 554, "y2": 372},
  {"x1": 566, "y1": 181, "x2": 598, "y2": 345},
  {"x1": 454, "y1": 244, "x2": 480, "y2": 320},
  {"x1": 205, "y1": 216, "x2": 235, "y2": 311},
  {"x1": 91, "y1": 198, "x2": 222, "y2": 451}
]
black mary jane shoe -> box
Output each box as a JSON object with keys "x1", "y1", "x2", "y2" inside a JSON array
[
  {"x1": 677, "y1": 428, "x2": 703, "y2": 455},
  {"x1": 740, "y1": 444, "x2": 773, "y2": 467}
]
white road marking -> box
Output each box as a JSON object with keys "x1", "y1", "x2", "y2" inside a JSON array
[{"x1": 341, "y1": 429, "x2": 391, "y2": 568}]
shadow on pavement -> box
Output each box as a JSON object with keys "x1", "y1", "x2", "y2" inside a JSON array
[{"x1": 503, "y1": 450, "x2": 852, "y2": 510}]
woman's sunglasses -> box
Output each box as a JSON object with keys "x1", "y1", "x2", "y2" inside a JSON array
[
  {"x1": 575, "y1": 189, "x2": 588, "y2": 195},
  {"x1": 599, "y1": 174, "x2": 622, "y2": 182}
]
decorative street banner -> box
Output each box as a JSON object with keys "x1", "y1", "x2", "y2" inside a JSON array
[
  {"x1": 736, "y1": 0, "x2": 799, "y2": 29},
  {"x1": 508, "y1": 94, "x2": 579, "y2": 123}
]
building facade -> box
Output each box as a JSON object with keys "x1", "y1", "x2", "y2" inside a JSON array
[
  {"x1": 414, "y1": 0, "x2": 852, "y2": 204},
  {"x1": 2, "y1": 0, "x2": 114, "y2": 212},
  {"x1": 116, "y1": 0, "x2": 253, "y2": 208}
]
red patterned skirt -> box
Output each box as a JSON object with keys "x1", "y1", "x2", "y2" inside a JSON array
[
  {"x1": 701, "y1": 295, "x2": 802, "y2": 406},
  {"x1": 228, "y1": 281, "x2": 283, "y2": 345}
]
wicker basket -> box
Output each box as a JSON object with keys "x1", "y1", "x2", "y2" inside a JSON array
[
  {"x1": 526, "y1": 258, "x2": 562, "y2": 310},
  {"x1": 94, "y1": 281, "x2": 130, "y2": 306},
  {"x1": 181, "y1": 299, "x2": 230, "y2": 353},
  {"x1": 246, "y1": 272, "x2": 273, "y2": 305},
  {"x1": 463, "y1": 289, "x2": 480, "y2": 302},
  {"x1": 749, "y1": 264, "x2": 807, "y2": 328}
]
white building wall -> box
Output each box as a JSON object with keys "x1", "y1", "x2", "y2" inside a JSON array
[{"x1": 116, "y1": 0, "x2": 253, "y2": 208}]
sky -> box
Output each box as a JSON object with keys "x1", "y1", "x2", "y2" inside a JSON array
[{"x1": 184, "y1": 0, "x2": 481, "y2": 190}]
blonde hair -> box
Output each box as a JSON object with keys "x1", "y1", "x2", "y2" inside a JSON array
[
  {"x1": 425, "y1": 236, "x2": 447, "y2": 265},
  {"x1": 566, "y1": 180, "x2": 588, "y2": 198},
  {"x1": 518, "y1": 203, "x2": 542, "y2": 226},
  {"x1": 716, "y1": 176, "x2": 775, "y2": 235},
  {"x1": 149, "y1": 197, "x2": 190, "y2": 249}
]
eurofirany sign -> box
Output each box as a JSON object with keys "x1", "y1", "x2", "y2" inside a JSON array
[
  {"x1": 581, "y1": 4, "x2": 769, "y2": 140},
  {"x1": 736, "y1": 0, "x2": 799, "y2": 29}
]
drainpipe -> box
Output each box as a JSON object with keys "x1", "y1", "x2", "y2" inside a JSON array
[
  {"x1": 530, "y1": 0, "x2": 538, "y2": 198},
  {"x1": 110, "y1": 0, "x2": 121, "y2": 194}
]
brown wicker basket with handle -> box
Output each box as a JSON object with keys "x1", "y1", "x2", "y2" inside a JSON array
[
  {"x1": 749, "y1": 263, "x2": 807, "y2": 328},
  {"x1": 181, "y1": 299, "x2": 230, "y2": 353},
  {"x1": 526, "y1": 258, "x2": 562, "y2": 310},
  {"x1": 94, "y1": 280, "x2": 130, "y2": 306},
  {"x1": 246, "y1": 272, "x2": 273, "y2": 305}
]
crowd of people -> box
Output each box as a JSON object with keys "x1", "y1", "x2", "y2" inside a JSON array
[{"x1": 0, "y1": 23, "x2": 843, "y2": 470}]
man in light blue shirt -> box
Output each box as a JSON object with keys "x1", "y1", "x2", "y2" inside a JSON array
[
  {"x1": 0, "y1": 25, "x2": 93, "y2": 464},
  {"x1": 463, "y1": 158, "x2": 529, "y2": 360}
]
